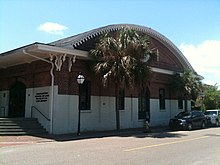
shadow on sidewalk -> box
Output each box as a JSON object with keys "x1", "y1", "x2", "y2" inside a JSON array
[{"x1": 28, "y1": 126, "x2": 187, "y2": 142}]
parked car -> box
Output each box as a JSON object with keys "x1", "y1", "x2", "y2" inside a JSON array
[
  {"x1": 204, "y1": 109, "x2": 220, "y2": 127},
  {"x1": 169, "y1": 111, "x2": 207, "y2": 131}
]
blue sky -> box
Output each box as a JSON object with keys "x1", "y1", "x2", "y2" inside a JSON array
[{"x1": 0, "y1": 0, "x2": 220, "y2": 87}]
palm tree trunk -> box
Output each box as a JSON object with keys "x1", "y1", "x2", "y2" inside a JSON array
[
  {"x1": 184, "y1": 99, "x2": 188, "y2": 112},
  {"x1": 184, "y1": 92, "x2": 188, "y2": 112},
  {"x1": 115, "y1": 82, "x2": 120, "y2": 131}
]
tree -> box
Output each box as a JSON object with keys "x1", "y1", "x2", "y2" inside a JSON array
[
  {"x1": 170, "y1": 69, "x2": 203, "y2": 111},
  {"x1": 204, "y1": 84, "x2": 220, "y2": 109},
  {"x1": 90, "y1": 27, "x2": 158, "y2": 130}
]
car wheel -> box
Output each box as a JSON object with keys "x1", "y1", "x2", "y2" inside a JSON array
[
  {"x1": 188, "y1": 123, "x2": 193, "y2": 131},
  {"x1": 201, "y1": 121, "x2": 206, "y2": 129}
]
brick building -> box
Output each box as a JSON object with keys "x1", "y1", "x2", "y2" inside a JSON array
[{"x1": 0, "y1": 24, "x2": 194, "y2": 134}]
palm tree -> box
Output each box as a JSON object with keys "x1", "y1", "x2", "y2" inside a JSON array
[
  {"x1": 170, "y1": 69, "x2": 203, "y2": 111},
  {"x1": 90, "y1": 27, "x2": 158, "y2": 130}
]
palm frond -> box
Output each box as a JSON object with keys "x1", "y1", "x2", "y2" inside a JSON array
[{"x1": 89, "y1": 28, "x2": 159, "y2": 90}]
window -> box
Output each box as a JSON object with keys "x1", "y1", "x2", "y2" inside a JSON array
[
  {"x1": 119, "y1": 88, "x2": 125, "y2": 110},
  {"x1": 79, "y1": 81, "x2": 91, "y2": 110},
  {"x1": 178, "y1": 96, "x2": 183, "y2": 109},
  {"x1": 159, "y1": 89, "x2": 165, "y2": 110},
  {"x1": 138, "y1": 89, "x2": 150, "y2": 119}
]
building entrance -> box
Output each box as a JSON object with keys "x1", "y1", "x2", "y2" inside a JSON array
[{"x1": 8, "y1": 82, "x2": 26, "y2": 117}]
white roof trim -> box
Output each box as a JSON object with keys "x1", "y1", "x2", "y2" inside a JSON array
[
  {"x1": 33, "y1": 44, "x2": 88, "y2": 58},
  {"x1": 151, "y1": 67, "x2": 176, "y2": 75},
  {"x1": 0, "y1": 43, "x2": 89, "y2": 69}
]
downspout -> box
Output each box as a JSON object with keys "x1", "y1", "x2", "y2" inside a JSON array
[{"x1": 23, "y1": 49, "x2": 54, "y2": 134}]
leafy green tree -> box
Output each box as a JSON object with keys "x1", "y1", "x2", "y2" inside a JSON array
[
  {"x1": 90, "y1": 27, "x2": 158, "y2": 130},
  {"x1": 170, "y1": 69, "x2": 203, "y2": 111},
  {"x1": 204, "y1": 84, "x2": 220, "y2": 109}
]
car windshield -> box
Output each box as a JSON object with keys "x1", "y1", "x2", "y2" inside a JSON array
[
  {"x1": 204, "y1": 111, "x2": 217, "y2": 115},
  {"x1": 176, "y1": 112, "x2": 191, "y2": 118}
]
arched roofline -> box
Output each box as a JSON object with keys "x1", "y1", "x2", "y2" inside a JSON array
[{"x1": 50, "y1": 24, "x2": 194, "y2": 71}]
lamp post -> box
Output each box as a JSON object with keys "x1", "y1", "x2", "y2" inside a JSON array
[{"x1": 77, "y1": 73, "x2": 85, "y2": 136}]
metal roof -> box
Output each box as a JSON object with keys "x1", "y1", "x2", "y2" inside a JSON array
[
  {"x1": 50, "y1": 24, "x2": 194, "y2": 71},
  {"x1": 0, "y1": 24, "x2": 194, "y2": 71}
]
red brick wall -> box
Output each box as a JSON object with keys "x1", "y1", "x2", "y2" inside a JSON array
[
  {"x1": 148, "y1": 37, "x2": 184, "y2": 72},
  {"x1": 0, "y1": 58, "x2": 178, "y2": 99},
  {"x1": 0, "y1": 36, "x2": 183, "y2": 100},
  {"x1": 0, "y1": 60, "x2": 51, "y2": 90},
  {"x1": 150, "y1": 72, "x2": 177, "y2": 99}
]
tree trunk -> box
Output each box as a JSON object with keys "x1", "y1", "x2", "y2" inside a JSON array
[
  {"x1": 184, "y1": 92, "x2": 189, "y2": 112},
  {"x1": 184, "y1": 99, "x2": 188, "y2": 112},
  {"x1": 115, "y1": 82, "x2": 120, "y2": 131}
]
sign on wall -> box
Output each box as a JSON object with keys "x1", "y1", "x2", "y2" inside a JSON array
[{"x1": 35, "y1": 92, "x2": 49, "y2": 102}]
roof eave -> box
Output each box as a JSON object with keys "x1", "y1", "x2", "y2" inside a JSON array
[{"x1": 0, "y1": 43, "x2": 89, "y2": 69}]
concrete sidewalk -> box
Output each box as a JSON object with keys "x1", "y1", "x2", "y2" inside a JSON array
[{"x1": 0, "y1": 126, "x2": 169, "y2": 147}]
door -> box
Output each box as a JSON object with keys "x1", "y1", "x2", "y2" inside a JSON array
[{"x1": 8, "y1": 82, "x2": 26, "y2": 117}]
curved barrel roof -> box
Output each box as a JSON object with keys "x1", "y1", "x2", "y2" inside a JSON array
[{"x1": 50, "y1": 24, "x2": 194, "y2": 71}]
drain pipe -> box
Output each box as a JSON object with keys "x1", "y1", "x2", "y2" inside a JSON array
[{"x1": 23, "y1": 49, "x2": 54, "y2": 134}]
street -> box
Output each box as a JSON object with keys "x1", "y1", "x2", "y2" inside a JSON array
[{"x1": 1, "y1": 127, "x2": 220, "y2": 165}]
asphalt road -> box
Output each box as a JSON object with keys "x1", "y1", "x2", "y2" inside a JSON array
[{"x1": 1, "y1": 127, "x2": 220, "y2": 165}]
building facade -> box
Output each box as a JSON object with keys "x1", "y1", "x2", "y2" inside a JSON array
[{"x1": 0, "y1": 24, "x2": 193, "y2": 134}]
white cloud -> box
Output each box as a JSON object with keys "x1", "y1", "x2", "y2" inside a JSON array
[
  {"x1": 38, "y1": 22, "x2": 68, "y2": 35},
  {"x1": 179, "y1": 40, "x2": 220, "y2": 87}
]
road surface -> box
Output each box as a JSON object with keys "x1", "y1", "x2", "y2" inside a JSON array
[{"x1": 1, "y1": 127, "x2": 220, "y2": 165}]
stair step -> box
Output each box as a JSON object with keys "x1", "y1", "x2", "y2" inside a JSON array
[
  {"x1": 0, "y1": 118, "x2": 48, "y2": 135},
  {"x1": 0, "y1": 125, "x2": 44, "y2": 129},
  {"x1": 0, "y1": 118, "x2": 37, "y2": 121},
  {"x1": 0, "y1": 131, "x2": 47, "y2": 135},
  {"x1": 0, "y1": 128, "x2": 45, "y2": 131},
  {"x1": 0, "y1": 132, "x2": 28, "y2": 135},
  {"x1": 0, "y1": 129, "x2": 47, "y2": 132},
  {"x1": 0, "y1": 121, "x2": 39, "y2": 125}
]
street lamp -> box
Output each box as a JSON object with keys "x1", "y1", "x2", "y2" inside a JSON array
[{"x1": 77, "y1": 73, "x2": 85, "y2": 136}]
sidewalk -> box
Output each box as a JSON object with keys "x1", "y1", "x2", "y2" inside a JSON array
[{"x1": 0, "y1": 126, "x2": 169, "y2": 147}]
